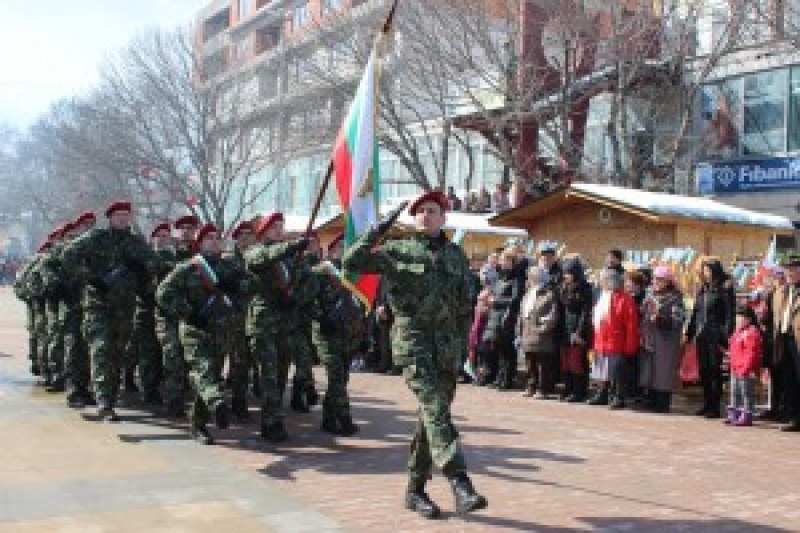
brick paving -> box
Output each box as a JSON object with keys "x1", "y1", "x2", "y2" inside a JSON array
[{"x1": 1, "y1": 287, "x2": 800, "y2": 531}]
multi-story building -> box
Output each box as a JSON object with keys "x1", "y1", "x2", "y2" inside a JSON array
[{"x1": 194, "y1": 0, "x2": 508, "y2": 222}]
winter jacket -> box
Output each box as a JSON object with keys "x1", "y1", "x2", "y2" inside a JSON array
[
  {"x1": 483, "y1": 268, "x2": 523, "y2": 343},
  {"x1": 728, "y1": 325, "x2": 763, "y2": 378},
  {"x1": 516, "y1": 285, "x2": 559, "y2": 353},
  {"x1": 593, "y1": 290, "x2": 640, "y2": 356},
  {"x1": 686, "y1": 263, "x2": 735, "y2": 346},
  {"x1": 560, "y1": 258, "x2": 593, "y2": 346}
]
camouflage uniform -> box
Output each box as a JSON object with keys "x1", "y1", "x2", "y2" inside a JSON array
[
  {"x1": 224, "y1": 249, "x2": 252, "y2": 417},
  {"x1": 24, "y1": 254, "x2": 52, "y2": 383},
  {"x1": 125, "y1": 269, "x2": 162, "y2": 398},
  {"x1": 311, "y1": 261, "x2": 366, "y2": 430},
  {"x1": 285, "y1": 253, "x2": 320, "y2": 410},
  {"x1": 39, "y1": 241, "x2": 71, "y2": 389},
  {"x1": 244, "y1": 239, "x2": 306, "y2": 436},
  {"x1": 14, "y1": 257, "x2": 42, "y2": 375},
  {"x1": 156, "y1": 253, "x2": 249, "y2": 431},
  {"x1": 40, "y1": 240, "x2": 88, "y2": 395},
  {"x1": 60, "y1": 227, "x2": 159, "y2": 409},
  {"x1": 156, "y1": 244, "x2": 191, "y2": 411},
  {"x1": 342, "y1": 230, "x2": 473, "y2": 481}
]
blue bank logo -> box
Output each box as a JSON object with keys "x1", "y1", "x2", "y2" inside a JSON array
[{"x1": 697, "y1": 158, "x2": 800, "y2": 194}]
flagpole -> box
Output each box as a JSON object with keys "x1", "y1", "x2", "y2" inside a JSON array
[{"x1": 305, "y1": 160, "x2": 334, "y2": 235}]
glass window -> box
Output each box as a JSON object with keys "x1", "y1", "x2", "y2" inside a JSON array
[
  {"x1": 743, "y1": 69, "x2": 787, "y2": 156},
  {"x1": 239, "y1": 0, "x2": 253, "y2": 19},
  {"x1": 696, "y1": 1, "x2": 730, "y2": 56},
  {"x1": 322, "y1": 0, "x2": 342, "y2": 15},
  {"x1": 293, "y1": 2, "x2": 310, "y2": 29},
  {"x1": 789, "y1": 67, "x2": 800, "y2": 152},
  {"x1": 699, "y1": 78, "x2": 742, "y2": 159}
]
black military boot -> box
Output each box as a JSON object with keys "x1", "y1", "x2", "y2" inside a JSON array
[
  {"x1": 166, "y1": 398, "x2": 186, "y2": 419},
  {"x1": 587, "y1": 387, "x2": 609, "y2": 406},
  {"x1": 192, "y1": 425, "x2": 214, "y2": 445},
  {"x1": 448, "y1": 472, "x2": 488, "y2": 514},
  {"x1": 142, "y1": 388, "x2": 163, "y2": 406},
  {"x1": 260, "y1": 421, "x2": 288, "y2": 443},
  {"x1": 405, "y1": 477, "x2": 441, "y2": 519},
  {"x1": 320, "y1": 409, "x2": 340, "y2": 435},
  {"x1": 290, "y1": 380, "x2": 310, "y2": 413},
  {"x1": 30, "y1": 362, "x2": 41, "y2": 376},
  {"x1": 213, "y1": 401, "x2": 229, "y2": 430},
  {"x1": 97, "y1": 401, "x2": 120, "y2": 423},
  {"x1": 67, "y1": 389, "x2": 87, "y2": 409},
  {"x1": 305, "y1": 382, "x2": 319, "y2": 407},
  {"x1": 336, "y1": 414, "x2": 359, "y2": 436},
  {"x1": 124, "y1": 369, "x2": 139, "y2": 393},
  {"x1": 231, "y1": 395, "x2": 250, "y2": 423},
  {"x1": 47, "y1": 376, "x2": 66, "y2": 393},
  {"x1": 559, "y1": 375, "x2": 573, "y2": 401}
]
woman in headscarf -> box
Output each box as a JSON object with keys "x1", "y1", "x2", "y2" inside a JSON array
[
  {"x1": 686, "y1": 259, "x2": 735, "y2": 418},
  {"x1": 639, "y1": 266, "x2": 685, "y2": 413},
  {"x1": 482, "y1": 249, "x2": 524, "y2": 389},
  {"x1": 589, "y1": 268, "x2": 640, "y2": 408},
  {"x1": 559, "y1": 256, "x2": 594, "y2": 402},
  {"x1": 516, "y1": 266, "x2": 560, "y2": 398}
]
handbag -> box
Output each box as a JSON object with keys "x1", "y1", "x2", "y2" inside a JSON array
[{"x1": 679, "y1": 342, "x2": 700, "y2": 383}]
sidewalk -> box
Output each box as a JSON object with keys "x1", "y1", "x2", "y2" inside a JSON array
[{"x1": 2, "y1": 287, "x2": 800, "y2": 531}]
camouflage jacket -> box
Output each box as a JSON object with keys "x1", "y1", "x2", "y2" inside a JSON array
[
  {"x1": 60, "y1": 227, "x2": 161, "y2": 303},
  {"x1": 155, "y1": 253, "x2": 250, "y2": 331},
  {"x1": 39, "y1": 240, "x2": 83, "y2": 303},
  {"x1": 244, "y1": 240, "x2": 302, "y2": 333},
  {"x1": 311, "y1": 260, "x2": 366, "y2": 350},
  {"x1": 13, "y1": 255, "x2": 44, "y2": 302},
  {"x1": 342, "y1": 230, "x2": 472, "y2": 365}
]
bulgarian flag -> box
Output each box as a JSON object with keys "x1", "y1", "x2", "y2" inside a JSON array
[{"x1": 331, "y1": 2, "x2": 396, "y2": 309}]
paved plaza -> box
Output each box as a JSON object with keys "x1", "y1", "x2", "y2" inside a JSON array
[{"x1": 1, "y1": 287, "x2": 799, "y2": 532}]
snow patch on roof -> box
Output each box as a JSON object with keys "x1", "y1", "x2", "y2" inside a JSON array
[{"x1": 572, "y1": 183, "x2": 793, "y2": 230}]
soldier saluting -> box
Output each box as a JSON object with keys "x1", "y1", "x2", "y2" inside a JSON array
[{"x1": 342, "y1": 191, "x2": 487, "y2": 519}]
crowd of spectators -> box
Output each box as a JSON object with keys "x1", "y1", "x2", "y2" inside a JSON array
[{"x1": 452, "y1": 241, "x2": 800, "y2": 431}]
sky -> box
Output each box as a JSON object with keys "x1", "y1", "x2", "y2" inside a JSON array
[{"x1": 0, "y1": 0, "x2": 209, "y2": 130}]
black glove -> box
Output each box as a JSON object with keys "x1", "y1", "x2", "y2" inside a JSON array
[
  {"x1": 375, "y1": 201, "x2": 409, "y2": 236},
  {"x1": 288, "y1": 237, "x2": 311, "y2": 256}
]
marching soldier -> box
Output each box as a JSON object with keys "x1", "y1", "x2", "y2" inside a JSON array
[
  {"x1": 35, "y1": 226, "x2": 67, "y2": 390},
  {"x1": 244, "y1": 213, "x2": 310, "y2": 442},
  {"x1": 60, "y1": 200, "x2": 160, "y2": 421},
  {"x1": 158, "y1": 215, "x2": 199, "y2": 418},
  {"x1": 226, "y1": 220, "x2": 257, "y2": 422},
  {"x1": 156, "y1": 224, "x2": 250, "y2": 444},
  {"x1": 63, "y1": 212, "x2": 97, "y2": 407},
  {"x1": 14, "y1": 240, "x2": 51, "y2": 378},
  {"x1": 312, "y1": 233, "x2": 364, "y2": 436},
  {"x1": 125, "y1": 222, "x2": 173, "y2": 405},
  {"x1": 342, "y1": 192, "x2": 488, "y2": 519},
  {"x1": 286, "y1": 233, "x2": 321, "y2": 414}
]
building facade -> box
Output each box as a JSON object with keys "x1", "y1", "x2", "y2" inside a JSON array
[{"x1": 194, "y1": 0, "x2": 507, "y2": 222}]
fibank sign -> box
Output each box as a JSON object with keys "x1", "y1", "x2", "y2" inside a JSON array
[{"x1": 697, "y1": 158, "x2": 800, "y2": 194}]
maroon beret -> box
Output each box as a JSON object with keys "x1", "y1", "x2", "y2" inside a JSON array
[
  {"x1": 408, "y1": 191, "x2": 449, "y2": 216},
  {"x1": 231, "y1": 221, "x2": 255, "y2": 240},
  {"x1": 105, "y1": 200, "x2": 132, "y2": 218},
  {"x1": 255, "y1": 212, "x2": 284, "y2": 238},
  {"x1": 150, "y1": 222, "x2": 171, "y2": 238},
  {"x1": 174, "y1": 214, "x2": 201, "y2": 230}
]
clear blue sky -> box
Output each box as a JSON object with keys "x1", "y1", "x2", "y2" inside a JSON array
[{"x1": 0, "y1": 0, "x2": 209, "y2": 130}]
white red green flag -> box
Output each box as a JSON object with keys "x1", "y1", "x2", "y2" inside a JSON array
[{"x1": 331, "y1": 3, "x2": 395, "y2": 308}]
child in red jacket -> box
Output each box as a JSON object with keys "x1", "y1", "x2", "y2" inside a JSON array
[{"x1": 725, "y1": 305, "x2": 762, "y2": 426}]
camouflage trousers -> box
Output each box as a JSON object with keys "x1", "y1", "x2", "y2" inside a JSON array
[
  {"x1": 180, "y1": 323, "x2": 225, "y2": 429},
  {"x1": 26, "y1": 303, "x2": 38, "y2": 371},
  {"x1": 226, "y1": 322, "x2": 251, "y2": 404},
  {"x1": 34, "y1": 301, "x2": 48, "y2": 378},
  {"x1": 61, "y1": 300, "x2": 89, "y2": 392},
  {"x1": 250, "y1": 329, "x2": 291, "y2": 426},
  {"x1": 285, "y1": 325, "x2": 314, "y2": 392},
  {"x1": 46, "y1": 298, "x2": 64, "y2": 380},
  {"x1": 84, "y1": 301, "x2": 134, "y2": 406},
  {"x1": 127, "y1": 304, "x2": 162, "y2": 393},
  {"x1": 156, "y1": 311, "x2": 185, "y2": 403},
  {"x1": 403, "y1": 350, "x2": 467, "y2": 481},
  {"x1": 316, "y1": 337, "x2": 353, "y2": 420}
]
